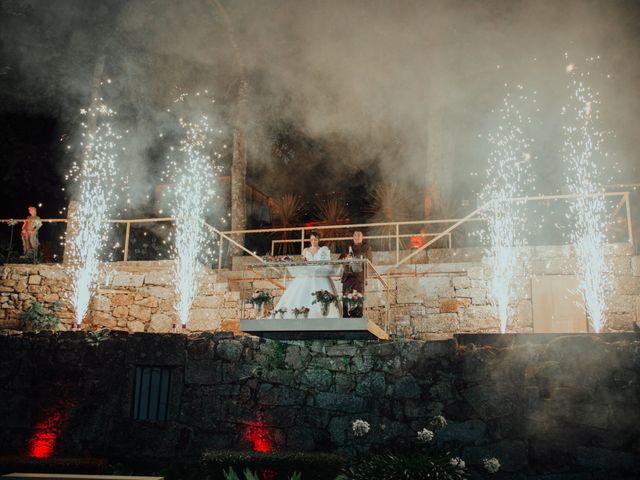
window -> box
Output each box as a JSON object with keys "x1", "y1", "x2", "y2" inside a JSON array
[{"x1": 132, "y1": 366, "x2": 172, "y2": 422}]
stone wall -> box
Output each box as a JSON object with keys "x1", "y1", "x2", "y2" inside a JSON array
[
  {"x1": 1, "y1": 243, "x2": 639, "y2": 338},
  {"x1": 1, "y1": 331, "x2": 639, "y2": 476},
  {"x1": 378, "y1": 243, "x2": 640, "y2": 338},
  {"x1": 0, "y1": 261, "x2": 242, "y2": 334}
]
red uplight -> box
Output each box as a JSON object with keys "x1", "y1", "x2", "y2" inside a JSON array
[
  {"x1": 244, "y1": 420, "x2": 273, "y2": 453},
  {"x1": 27, "y1": 400, "x2": 74, "y2": 458},
  {"x1": 28, "y1": 411, "x2": 64, "y2": 458}
]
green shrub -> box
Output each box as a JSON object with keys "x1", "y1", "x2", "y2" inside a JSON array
[
  {"x1": 18, "y1": 299, "x2": 62, "y2": 332},
  {"x1": 223, "y1": 467, "x2": 302, "y2": 480},
  {"x1": 202, "y1": 450, "x2": 344, "y2": 480}
]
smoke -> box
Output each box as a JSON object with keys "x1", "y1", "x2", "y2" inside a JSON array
[{"x1": 1, "y1": 0, "x2": 639, "y2": 214}]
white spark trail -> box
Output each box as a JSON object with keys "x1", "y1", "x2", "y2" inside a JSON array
[
  {"x1": 66, "y1": 102, "x2": 120, "y2": 325},
  {"x1": 562, "y1": 57, "x2": 611, "y2": 333},
  {"x1": 170, "y1": 112, "x2": 216, "y2": 327},
  {"x1": 481, "y1": 87, "x2": 535, "y2": 333}
]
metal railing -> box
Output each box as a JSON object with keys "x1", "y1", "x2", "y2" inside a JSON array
[{"x1": 1, "y1": 191, "x2": 633, "y2": 269}]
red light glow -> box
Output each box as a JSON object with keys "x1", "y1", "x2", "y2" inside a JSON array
[
  {"x1": 244, "y1": 420, "x2": 273, "y2": 453},
  {"x1": 28, "y1": 412, "x2": 64, "y2": 458}
]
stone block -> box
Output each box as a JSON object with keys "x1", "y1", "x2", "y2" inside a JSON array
[
  {"x1": 258, "y1": 384, "x2": 306, "y2": 406},
  {"x1": 605, "y1": 312, "x2": 634, "y2": 331},
  {"x1": 606, "y1": 294, "x2": 635, "y2": 313},
  {"x1": 193, "y1": 295, "x2": 224, "y2": 308},
  {"x1": 27, "y1": 275, "x2": 41, "y2": 285},
  {"x1": 452, "y1": 276, "x2": 470, "y2": 289},
  {"x1": 139, "y1": 286, "x2": 173, "y2": 300},
  {"x1": 189, "y1": 314, "x2": 222, "y2": 332},
  {"x1": 144, "y1": 270, "x2": 173, "y2": 286},
  {"x1": 91, "y1": 295, "x2": 111, "y2": 313},
  {"x1": 606, "y1": 256, "x2": 632, "y2": 275},
  {"x1": 135, "y1": 296, "x2": 159, "y2": 308},
  {"x1": 397, "y1": 276, "x2": 450, "y2": 303},
  {"x1": 633, "y1": 256, "x2": 640, "y2": 276},
  {"x1": 89, "y1": 311, "x2": 117, "y2": 328},
  {"x1": 613, "y1": 276, "x2": 640, "y2": 295},
  {"x1": 393, "y1": 375, "x2": 421, "y2": 399},
  {"x1": 516, "y1": 300, "x2": 533, "y2": 328},
  {"x1": 216, "y1": 339, "x2": 243, "y2": 362},
  {"x1": 415, "y1": 314, "x2": 458, "y2": 334},
  {"x1": 440, "y1": 298, "x2": 470, "y2": 313},
  {"x1": 111, "y1": 273, "x2": 145, "y2": 287},
  {"x1": 39, "y1": 267, "x2": 67, "y2": 281},
  {"x1": 149, "y1": 313, "x2": 173, "y2": 332},
  {"x1": 467, "y1": 266, "x2": 484, "y2": 280},
  {"x1": 128, "y1": 320, "x2": 145, "y2": 332},
  {"x1": 437, "y1": 286, "x2": 455, "y2": 298},
  {"x1": 129, "y1": 304, "x2": 151, "y2": 321},
  {"x1": 459, "y1": 305, "x2": 496, "y2": 331},
  {"x1": 300, "y1": 368, "x2": 332, "y2": 391},
  {"x1": 326, "y1": 344, "x2": 359, "y2": 357},
  {"x1": 111, "y1": 294, "x2": 134, "y2": 306},
  {"x1": 113, "y1": 305, "x2": 129, "y2": 318},
  {"x1": 355, "y1": 371, "x2": 385, "y2": 398},
  {"x1": 315, "y1": 392, "x2": 366, "y2": 413}
]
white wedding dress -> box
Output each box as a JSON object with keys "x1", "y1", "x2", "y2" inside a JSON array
[{"x1": 273, "y1": 246, "x2": 342, "y2": 318}]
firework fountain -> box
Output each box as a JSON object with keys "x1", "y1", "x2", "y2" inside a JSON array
[
  {"x1": 562, "y1": 57, "x2": 611, "y2": 333},
  {"x1": 66, "y1": 102, "x2": 121, "y2": 326},
  {"x1": 481, "y1": 86, "x2": 535, "y2": 334},
  {"x1": 166, "y1": 98, "x2": 217, "y2": 329}
]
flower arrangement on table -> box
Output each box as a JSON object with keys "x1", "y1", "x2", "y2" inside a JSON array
[
  {"x1": 342, "y1": 290, "x2": 365, "y2": 313},
  {"x1": 292, "y1": 307, "x2": 310, "y2": 319},
  {"x1": 311, "y1": 290, "x2": 338, "y2": 316},
  {"x1": 271, "y1": 307, "x2": 288, "y2": 319},
  {"x1": 246, "y1": 290, "x2": 272, "y2": 317}
]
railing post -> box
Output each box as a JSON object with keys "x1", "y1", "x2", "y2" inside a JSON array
[
  {"x1": 625, "y1": 192, "x2": 634, "y2": 246},
  {"x1": 385, "y1": 271, "x2": 391, "y2": 334},
  {"x1": 300, "y1": 228, "x2": 305, "y2": 254},
  {"x1": 395, "y1": 224, "x2": 400, "y2": 264},
  {"x1": 218, "y1": 235, "x2": 224, "y2": 272},
  {"x1": 123, "y1": 222, "x2": 131, "y2": 262}
]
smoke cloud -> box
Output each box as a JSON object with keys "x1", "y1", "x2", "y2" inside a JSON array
[{"x1": 1, "y1": 0, "x2": 639, "y2": 216}]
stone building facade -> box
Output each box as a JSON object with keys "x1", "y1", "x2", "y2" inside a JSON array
[{"x1": 1, "y1": 243, "x2": 639, "y2": 337}]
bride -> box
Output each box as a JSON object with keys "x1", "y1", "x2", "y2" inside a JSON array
[{"x1": 273, "y1": 231, "x2": 341, "y2": 318}]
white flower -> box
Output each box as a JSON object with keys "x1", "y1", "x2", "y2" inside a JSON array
[
  {"x1": 483, "y1": 457, "x2": 501, "y2": 474},
  {"x1": 430, "y1": 415, "x2": 448, "y2": 429},
  {"x1": 417, "y1": 428, "x2": 434, "y2": 443},
  {"x1": 351, "y1": 419, "x2": 370, "y2": 437},
  {"x1": 450, "y1": 457, "x2": 465, "y2": 470}
]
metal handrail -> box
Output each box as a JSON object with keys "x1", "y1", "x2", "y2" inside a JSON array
[{"x1": 0, "y1": 191, "x2": 633, "y2": 266}]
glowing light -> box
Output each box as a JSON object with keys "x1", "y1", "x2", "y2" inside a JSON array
[
  {"x1": 481, "y1": 87, "x2": 535, "y2": 333},
  {"x1": 28, "y1": 402, "x2": 73, "y2": 458},
  {"x1": 562, "y1": 57, "x2": 611, "y2": 332},
  {"x1": 65, "y1": 103, "x2": 120, "y2": 325},
  {"x1": 244, "y1": 420, "x2": 273, "y2": 452},
  {"x1": 168, "y1": 104, "x2": 217, "y2": 326}
]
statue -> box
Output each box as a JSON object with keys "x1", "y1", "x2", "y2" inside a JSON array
[{"x1": 21, "y1": 206, "x2": 42, "y2": 257}]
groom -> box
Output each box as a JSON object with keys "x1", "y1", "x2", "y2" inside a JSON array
[{"x1": 340, "y1": 230, "x2": 373, "y2": 318}]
